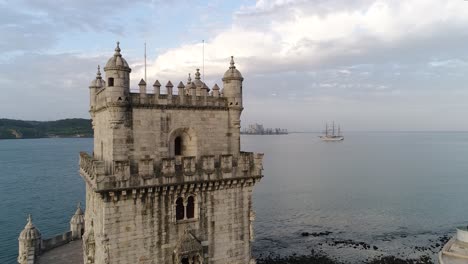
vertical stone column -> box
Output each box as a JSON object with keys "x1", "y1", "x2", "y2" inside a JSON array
[
  {"x1": 153, "y1": 80, "x2": 161, "y2": 96},
  {"x1": 212, "y1": 84, "x2": 220, "y2": 97},
  {"x1": 201, "y1": 83, "x2": 208, "y2": 105},
  {"x1": 178, "y1": 82, "x2": 185, "y2": 104},
  {"x1": 166, "y1": 81, "x2": 174, "y2": 101},
  {"x1": 190, "y1": 82, "x2": 197, "y2": 105},
  {"x1": 138, "y1": 79, "x2": 147, "y2": 98}
]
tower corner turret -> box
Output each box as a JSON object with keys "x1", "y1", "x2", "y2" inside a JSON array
[
  {"x1": 18, "y1": 214, "x2": 41, "y2": 264},
  {"x1": 70, "y1": 202, "x2": 85, "y2": 240},
  {"x1": 103, "y1": 42, "x2": 132, "y2": 102}
]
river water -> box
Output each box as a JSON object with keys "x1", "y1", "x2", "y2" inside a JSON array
[{"x1": 1, "y1": 133, "x2": 467, "y2": 263}]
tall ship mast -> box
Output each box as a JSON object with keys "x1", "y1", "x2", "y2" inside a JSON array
[{"x1": 320, "y1": 121, "x2": 344, "y2": 141}]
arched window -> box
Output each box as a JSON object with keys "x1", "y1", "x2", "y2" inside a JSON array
[
  {"x1": 186, "y1": 196, "x2": 195, "y2": 219},
  {"x1": 174, "y1": 136, "x2": 182, "y2": 156},
  {"x1": 176, "y1": 197, "x2": 184, "y2": 220},
  {"x1": 181, "y1": 257, "x2": 189, "y2": 264}
]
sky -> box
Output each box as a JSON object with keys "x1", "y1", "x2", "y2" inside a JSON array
[{"x1": 2, "y1": 0, "x2": 468, "y2": 131}]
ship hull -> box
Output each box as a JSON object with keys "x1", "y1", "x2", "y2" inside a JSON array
[{"x1": 320, "y1": 136, "x2": 344, "y2": 141}]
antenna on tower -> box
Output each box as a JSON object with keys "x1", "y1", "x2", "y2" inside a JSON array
[
  {"x1": 144, "y1": 42, "x2": 147, "y2": 82},
  {"x1": 202, "y1": 40, "x2": 205, "y2": 82}
]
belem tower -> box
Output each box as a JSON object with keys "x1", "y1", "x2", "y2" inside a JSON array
[{"x1": 17, "y1": 42, "x2": 264, "y2": 264}]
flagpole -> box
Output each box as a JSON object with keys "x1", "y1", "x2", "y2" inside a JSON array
[
  {"x1": 202, "y1": 40, "x2": 205, "y2": 82},
  {"x1": 144, "y1": 42, "x2": 147, "y2": 82}
]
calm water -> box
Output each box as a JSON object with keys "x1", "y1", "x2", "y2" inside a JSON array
[{"x1": 1, "y1": 133, "x2": 468, "y2": 263}]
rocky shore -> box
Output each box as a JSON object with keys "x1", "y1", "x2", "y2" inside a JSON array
[
  {"x1": 256, "y1": 251, "x2": 433, "y2": 264},
  {"x1": 254, "y1": 230, "x2": 451, "y2": 264}
]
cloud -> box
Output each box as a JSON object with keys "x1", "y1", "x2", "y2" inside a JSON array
[
  {"x1": 3, "y1": 0, "x2": 468, "y2": 130},
  {"x1": 147, "y1": 0, "x2": 468, "y2": 77},
  {"x1": 0, "y1": 0, "x2": 159, "y2": 53},
  {"x1": 0, "y1": 52, "x2": 105, "y2": 120}
]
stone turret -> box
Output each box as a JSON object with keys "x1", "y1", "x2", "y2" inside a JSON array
[
  {"x1": 102, "y1": 42, "x2": 132, "y2": 164},
  {"x1": 222, "y1": 56, "x2": 244, "y2": 107},
  {"x1": 70, "y1": 202, "x2": 85, "y2": 240},
  {"x1": 18, "y1": 215, "x2": 41, "y2": 264},
  {"x1": 222, "y1": 56, "x2": 244, "y2": 155},
  {"x1": 89, "y1": 66, "x2": 105, "y2": 110},
  {"x1": 104, "y1": 42, "x2": 131, "y2": 101}
]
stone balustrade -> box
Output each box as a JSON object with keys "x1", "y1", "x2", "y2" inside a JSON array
[{"x1": 79, "y1": 152, "x2": 264, "y2": 192}]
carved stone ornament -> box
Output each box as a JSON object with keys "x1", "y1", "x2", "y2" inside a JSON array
[
  {"x1": 173, "y1": 229, "x2": 204, "y2": 264},
  {"x1": 183, "y1": 157, "x2": 196, "y2": 176},
  {"x1": 83, "y1": 221, "x2": 95, "y2": 264}
]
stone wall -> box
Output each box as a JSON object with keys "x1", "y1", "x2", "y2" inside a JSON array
[
  {"x1": 41, "y1": 231, "x2": 73, "y2": 252},
  {"x1": 86, "y1": 182, "x2": 255, "y2": 264}
]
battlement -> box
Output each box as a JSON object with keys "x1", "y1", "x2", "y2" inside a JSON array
[
  {"x1": 79, "y1": 152, "x2": 263, "y2": 192},
  {"x1": 91, "y1": 78, "x2": 231, "y2": 113}
]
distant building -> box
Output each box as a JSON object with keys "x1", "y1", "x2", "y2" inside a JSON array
[
  {"x1": 242, "y1": 123, "x2": 288, "y2": 135},
  {"x1": 18, "y1": 42, "x2": 264, "y2": 264}
]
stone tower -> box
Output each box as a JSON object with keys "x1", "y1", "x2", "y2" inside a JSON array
[{"x1": 79, "y1": 42, "x2": 264, "y2": 264}]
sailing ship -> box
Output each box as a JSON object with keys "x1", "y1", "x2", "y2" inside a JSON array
[{"x1": 320, "y1": 122, "x2": 344, "y2": 141}]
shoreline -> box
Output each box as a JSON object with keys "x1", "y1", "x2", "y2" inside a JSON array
[
  {"x1": 256, "y1": 250, "x2": 434, "y2": 264},
  {"x1": 253, "y1": 231, "x2": 451, "y2": 264},
  {"x1": 0, "y1": 135, "x2": 93, "y2": 140}
]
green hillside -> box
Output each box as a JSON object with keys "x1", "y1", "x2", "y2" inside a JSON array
[{"x1": 0, "y1": 118, "x2": 93, "y2": 139}]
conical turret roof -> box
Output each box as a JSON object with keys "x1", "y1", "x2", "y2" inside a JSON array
[
  {"x1": 19, "y1": 214, "x2": 41, "y2": 241},
  {"x1": 70, "y1": 202, "x2": 85, "y2": 225},
  {"x1": 104, "y1": 42, "x2": 131, "y2": 72},
  {"x1": 90, "y1": 65, "x2": 106, "y2": 88},
  {"x1": 222, "y1": 56, "x2": 243, "y2": 81}
]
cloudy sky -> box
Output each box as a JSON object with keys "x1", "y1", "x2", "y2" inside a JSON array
[{"x1": 2, "y1": 0, "x2": 468, "y2": 131}]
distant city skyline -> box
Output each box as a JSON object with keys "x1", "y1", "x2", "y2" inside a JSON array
[{"x1": 2, "y1": 0, "x2": 468, "y2": 131}]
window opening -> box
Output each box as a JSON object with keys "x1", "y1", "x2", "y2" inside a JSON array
[
  {"x1": 108, "y1": 77, "x2": 114, "y2": 86},
  {"x1": 175, "y1": 136, "x2": 182, "y2": 156},
  {"x1": 176, "y1": 197, "x2": 184, "y2": 220},
  {"x1": 186, "y1": 196, "x2": 195, "y2": 219}
]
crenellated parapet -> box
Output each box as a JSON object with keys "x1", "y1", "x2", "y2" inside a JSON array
[
  {"x1": 79, "y1": 152, "x2": 105, "y2": 179},
  {"x1": 79, "y1": 152, "x2": 263, "y2": 193},
  {"x1": 92, "y1": 84, "x2": 228, "y2": 114}
]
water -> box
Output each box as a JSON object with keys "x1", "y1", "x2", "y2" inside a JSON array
[
  {"x1": 1, "y1": 133, "x2": 468, "y2": 263},
  {"x1": 0, "y1": 138, "x2": 90, "y2": 264}
]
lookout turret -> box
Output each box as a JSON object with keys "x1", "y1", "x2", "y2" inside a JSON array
[
  {"x1": 222, "y1": 56, "x2": 244, "y2": 108},
  {"x1": 103, "y1": 42, "x2": 131, "y2": 102},
  {"x1": 222, "y1": 56, "x2": 244, "y2": 155},
  {"x1": 18, "y1": 215, "x2": 41, "y2": 264},
  {"x1": 70, "y1": 202, "x2": 85, "y2": 240}
]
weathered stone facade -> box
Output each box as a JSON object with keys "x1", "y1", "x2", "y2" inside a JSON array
[{"x1": 79, "y1": 42, "x2": 264, "y2": 264}]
